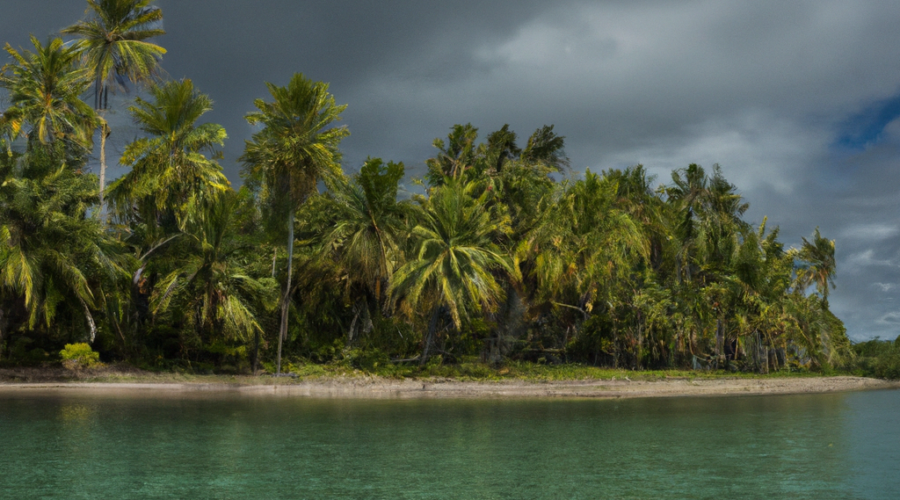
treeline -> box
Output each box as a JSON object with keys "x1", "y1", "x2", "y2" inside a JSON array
[{"x1": 0, "y1": 0, "x2": 851, "y2": 374}]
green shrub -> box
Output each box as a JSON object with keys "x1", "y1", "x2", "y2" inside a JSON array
[
  {"x1": 848, "y1": 337, "x2": 900, "y2": 379},
  {"x1": 60, "y1": 343, "x2": 101, "y2": 369},
  {"x1": 873, "y1": 352, "x2": 900, "y2": 380},
  {"x1": 8, "y1": 337, "x2": 49, "y2": 366},
  {"x1": 343, "y1": 348, "x2": 390, "y2": 372}
]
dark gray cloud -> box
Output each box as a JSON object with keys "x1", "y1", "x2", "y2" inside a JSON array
[{"x1": 4, "y1": 1, "x2": 900, "y2": 340}]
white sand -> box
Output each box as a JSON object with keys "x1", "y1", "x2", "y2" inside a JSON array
[{"x1": 1, "y1": 376, "x2": 896, "y2": 399}]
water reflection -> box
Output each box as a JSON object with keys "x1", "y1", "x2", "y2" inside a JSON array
[{"x1": 0, "y1": 390, "x2": 896, "y2": 499}]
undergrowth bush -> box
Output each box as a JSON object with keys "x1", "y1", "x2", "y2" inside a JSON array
[
  {"x1": 848, "y1": 337, "x2": 900, "y2": 380},
  {"x1": 60, "y1": 343, "x2": 101, "y2": 370}
]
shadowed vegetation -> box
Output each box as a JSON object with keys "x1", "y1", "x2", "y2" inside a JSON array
[{"x1": 0, "y1": 1, "x2": 866, "y2": 379}]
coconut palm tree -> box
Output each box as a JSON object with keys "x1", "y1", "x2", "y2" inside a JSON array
[
  {"x1": 667, "y1": 164, "x2": 749, "y2": 282},
  {"x1": 317, "y1": 158, "x2": 412, "y2": 342},
  {"x1": 389, "y1": 179, "x2": 515, "y2": 364},
  {"x1": 0, "y1": 108, "x2": 23, "y2": 156},
  {"x1": 0, "y1": 146, "x2": 123, "y2": 345},
  {"x1": 106, "y1": 78, "x2": 229, "y2": 235},
  {"x1": 240, "y1": 73, "x2": 349, "y2": 375},
  {"x1": 62, "y1": 0, "x2": 166, "y2": 207},
  {"x1": 0, "y1": 36, "x2": 96, "y2": 154},
  {"x1": 425, "y1": 124, "x2": 479, "y2": 185},
  {"x1": 151, "y1": 191, "x2": 277, "y2": 358},
  {"x1": 526, "y1": 170, "x2": 647, "y2": 315},
  {"x1": 796, "y1": 227, "x2": 836, "y2": 301}
]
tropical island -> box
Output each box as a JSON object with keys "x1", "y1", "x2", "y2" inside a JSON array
[{"x1": 1, "y1": 0, "x2": 898, "y2": 394}]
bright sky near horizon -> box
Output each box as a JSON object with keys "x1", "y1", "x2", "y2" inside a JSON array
[{"x1": 3, "y1": 0, "x2": 900, "y2": 341}]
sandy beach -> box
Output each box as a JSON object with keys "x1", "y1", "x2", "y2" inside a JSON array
[{"x1": 1, "y1": 373, "x2": 896, "y2": 399}]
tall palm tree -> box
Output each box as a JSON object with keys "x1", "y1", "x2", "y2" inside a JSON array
[
  {"x1": 526, "y1": 170, "x2": 647, "y2": 315},
  {"x1": 322, "y1": 159, "x2": 409, "y2": 296},
  {"x1": 151, "y1": 191, "x2": 277, "y2": 356},
  {"x1": 666, "y1": 164, "x2": 749, "y2": 282},
  {"x1": 0, "y1": 36, "x2": 96, "y2": 153},
  {"x1": 389, "y1": 180, "x2": 515, "y2": 364},
  {"x1": 0, "y1": 146, "x2": 123, "y2": 344},
  {"x1": 62, "y1": 0, "x2": 166, "y2": 207},
  {"x1": 796, "y1": 227, "x2": 836, "y2": 300},
  {"x1": 106, "y1": 78, "x2": 229, "y2": 235},
  {"x1": 317, "y1": 158, "x2": 411, "y2": 342},
  {"x1": 240, "y1": 73, "x2": 349, "y2": 375},
  {"x1": 425, "y1": 123, "x2": 478, "y2": 184}
]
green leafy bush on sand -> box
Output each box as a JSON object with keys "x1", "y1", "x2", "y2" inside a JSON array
[{"x1": 60, "y1": 343, "x2": 101, "y2": 369}]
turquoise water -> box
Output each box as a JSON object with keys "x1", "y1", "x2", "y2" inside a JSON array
[{"x1": 1, "y1": 389, "x2": 898, "y2": 499}]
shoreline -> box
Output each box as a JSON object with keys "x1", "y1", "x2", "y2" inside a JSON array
[{"x1": 1, "y1": 376, "x2": 897, "y2": 400}]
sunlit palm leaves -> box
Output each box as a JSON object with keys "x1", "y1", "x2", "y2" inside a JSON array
[
  {"x1": 150, "y1": 192, "x2": 277, "y2": 344},
  {"x1": 0, "y1": 37, "x2": 96, "y2": 151},
  {"x1": 524, "y1": 170, "x2": 647, "y2": 312},
  {"x1": 242, "y1": 73, "x2": 348, "y2": 212},
  {"x1": 0, "y1": 150, "x2": 122, "y2": 342},
  {"x1": 240, "y1": 72, "x2": 349, "y2": 374},
  {"x1": 63, "y1": 0, "x2": 166, "y2": 207},
  {"x1": 389, "y1": 180, "x2": 515, "y2": 362},
  {"x1": 106, "y1": 79, "x2": 229, "y2": 232},
  {"x1": 62, "y1": 0, "x2": 165, "y2": 110}
]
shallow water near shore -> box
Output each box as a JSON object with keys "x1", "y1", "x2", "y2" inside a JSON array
[{"x1": 1, "y1": 389, "x2": 898, "y2": 499}]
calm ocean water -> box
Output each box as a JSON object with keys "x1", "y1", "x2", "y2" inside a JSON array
[{"x1": 1, "y1": 388, "x2": 898, "y2": 499}]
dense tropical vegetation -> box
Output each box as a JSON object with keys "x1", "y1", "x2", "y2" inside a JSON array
[{"x1": 1, "y1": 1, "x2": 870, "y2": 377}]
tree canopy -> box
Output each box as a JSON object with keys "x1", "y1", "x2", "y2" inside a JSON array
[{"x1": 0, "y1": 4, "x2": 853, "y2": 376}]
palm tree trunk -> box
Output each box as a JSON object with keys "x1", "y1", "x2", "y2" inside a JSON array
[
  {"x1": 95, "y1": 78, "x2": 108, "y2": 216},
  {"x1": 99, "y1": 119, "x2": 108, "y2": 211},
  {"x1": 715, "y1": 318, "x2": 724, "y2": 370},
  {"x1": 420, "y1": 305, "x2": 441, "y2": 366},
  {"x1": 276, "y1": 208, "x2": 295, "y2": 376},
  {"x1": 0, "y1": 307, "x2": 5, "y2": 361},
  {"x1": 79, "y1": 297, "x2": 97, "y2": 343},
  {"x1": 252, "y1": 328, "x2": 260, "y2": 374}
]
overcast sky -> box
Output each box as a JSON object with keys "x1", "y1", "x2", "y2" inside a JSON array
[{"x1": 3, "y1": 1, "x2": 900, "y2": 341}]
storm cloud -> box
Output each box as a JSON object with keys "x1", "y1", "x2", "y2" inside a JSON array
[{"x1": 3, "y1": 0, "x2": 900, "y2": 340}]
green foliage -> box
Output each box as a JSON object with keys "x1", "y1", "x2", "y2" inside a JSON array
[
  {"x1": 0, "y1": 146, "x2": 122, "y2": 341},
  {"x1": 62, "y1": 0, "x2": 166, "y2": 110},
  {"x1": 0, "y1": 36, "x2": 96, "y2": 150},
  {"x1": 60, "y1": 342, "x2": 101, "y2": 368},
  {"x1": 107, "y1": 78, "x2": 229, "y2": 232},
  {"x1": 0, "y1": 3, "x2": 857, "y2": 379},
  {"x1": 240, "y1": 72, "x2": 349, "y2": 374},
  {"x1": 6, "y1": 337, "x2": 49, "y2": 366},
  {"x1": 315, "y1": 157, "x2": 412, "y2": 301},
  {"x1": 849, "y1": 338, "x2": 900, "y2": 380},
  {"x1": 241, "y1": 72, "x2": 349, "y2": 226},
  {"x1": 150, "y1": 191, "x2": 277, "y2": 344},
  {"x1": 390, "y1": 179, "x2": 515, "y2": 329}
]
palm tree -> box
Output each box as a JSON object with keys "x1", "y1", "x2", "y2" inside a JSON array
[
  {"x1": 151, "y1": 191, "x2": 277, "y2": 360},
  {"x1": 526, "y1": 170, "x2": 647, "y2": 315},
  {"x1": 62, "y1": 0, "x2": 166, "y2": 207},
  {"x1": 796, "y1": 227, "x2": 836, "y2": 300},
  {"x1": 389, "y1": 180, "x2": 515, "y2": 364},
  {"x1": 425, "y1": 124, "x2": 479, "y2": 185},
  {"x1": 318, "y1": 158, "x2": 411, "y2": 342},
  {"x1": 667, "y1": 164, "x2": 749, "y2": 282},
  {"x1": 0, "y1": 37, "x2": 96, "y2": 154},
  {"x1": 106, "y1": 78, "x2": 229, "y2": 235},
  {"x1": 0, "y1": 146, "x2": 123, "y2": 345},
  {"x1": 240, "y1": 73, "x2": 349, "y2": 375}
]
